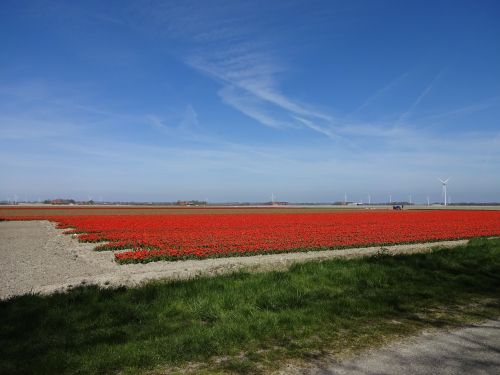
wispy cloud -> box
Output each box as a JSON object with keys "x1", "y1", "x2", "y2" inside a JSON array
[
  {"x1": 187, "y1": 42, "x2": 339, "y2": 138},
  {"x1": 145, "y1": 114, "x2": 169, "y2": 132},
  {"x1": 80, "y1": 1, "x2": 403, "y2": 141},
  {"x1": 140, "y1": 1, "x2": 340, "y2": 139},
  {"x1": 421, "y1": 96, "x2": 500, "y2": 122},
  {"x1": 399, "y1": 71, "x2": 443, "y2": 122},
  {"x1": 292, "y1": 116, "x2": 337, "y2": 139},
  {"x1": 179, "y1": 104, "x2": 199, "y2": 130},
  {"x1": 218, "y1": 86, "x2": 293, "y2": 129},
  {"x1": 146, "y1": 105, "x2": 201, "y2": 137},
  {"x1": 351, "y1": 72, "x2": 409, "y2": 115},
  {"x1": 0, "y1": 115, "x2": 82, "y2": 140}
]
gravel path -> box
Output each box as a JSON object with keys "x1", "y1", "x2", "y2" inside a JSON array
[
  {"x1": 286, "y1": 319, "x2": 500, "y2": 375},
  {"x1": 0, "y1": 220, "x2": 470, "y2": 299}
]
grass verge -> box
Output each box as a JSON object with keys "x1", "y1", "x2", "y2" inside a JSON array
[{"x1": 1, "y1": 238, "x2": 500, "y2": 375}]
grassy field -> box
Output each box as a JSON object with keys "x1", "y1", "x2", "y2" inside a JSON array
[{"x1": 1, "y1": 238, "x2": 500, "y2": 375}]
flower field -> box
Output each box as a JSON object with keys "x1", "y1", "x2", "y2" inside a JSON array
[{"x1": 3, "y1": 209, "x2": 500, "y2": 263}]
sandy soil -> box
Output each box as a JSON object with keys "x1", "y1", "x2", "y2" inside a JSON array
[{"x1": 0, "y1": 220, "x2": 470, "y2": 300}]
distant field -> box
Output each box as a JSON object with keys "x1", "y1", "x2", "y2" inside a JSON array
[
  {"x1": 1, "y1": 204, "x2": 499, "y2": 218},
  {"x1": 0, "y1": 205, "x2": 362, "y2": 217}
]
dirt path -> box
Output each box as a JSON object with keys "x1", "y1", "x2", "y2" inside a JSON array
[
  {"x1": 0, "y1": 220, "x2": 470, "y2": 299},
  {"x1": 285, "y1": 319, "x2": 500, "y2": 375}
]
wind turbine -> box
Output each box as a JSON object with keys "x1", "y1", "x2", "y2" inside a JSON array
[
  {"x1": 368, "y1": 194, "x2": 371, "y2": 205},
  {"x1": 439, "y1": 178, "x2": 450, "y2": 206}
]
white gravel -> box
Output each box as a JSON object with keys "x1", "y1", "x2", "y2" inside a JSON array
[{"x1": 0, "y1": 220, "x2": 470, "y2": 299}]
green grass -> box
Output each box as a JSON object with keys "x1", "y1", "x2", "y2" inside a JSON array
[{"x1": 1, "y1": 238, "x2": 500, "y2": 375}]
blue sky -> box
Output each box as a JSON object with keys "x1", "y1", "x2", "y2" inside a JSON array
[{"x1": 1, "y1": 0, "x2": 499, "y2": 203}]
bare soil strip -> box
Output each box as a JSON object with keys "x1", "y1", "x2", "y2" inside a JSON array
[
  {"x1": 0, "y1": 220, "x2": 469, "y2": 299},
  {"x1": 2, "y1": 204, "x2": 499, "y2": 218}
]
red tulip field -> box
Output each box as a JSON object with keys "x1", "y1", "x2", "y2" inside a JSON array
[{"x1": 2, "y1": 208, "x2": 500, "y2": 263}]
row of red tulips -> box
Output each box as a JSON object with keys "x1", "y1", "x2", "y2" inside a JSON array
[{"x1": 3, "y1": 210, "x2": 500, "y2": 263}]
